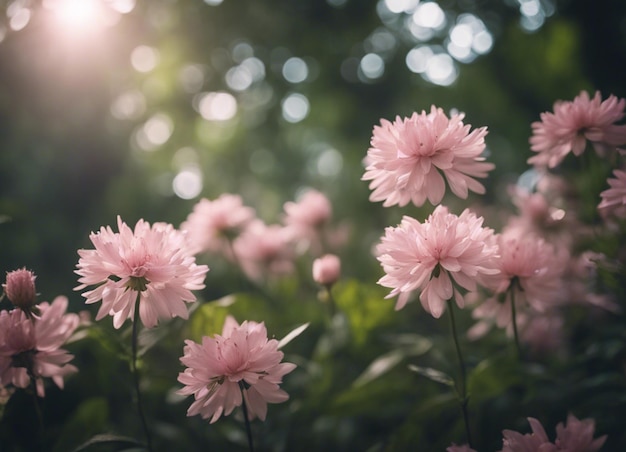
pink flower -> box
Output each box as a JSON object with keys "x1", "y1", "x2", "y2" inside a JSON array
[
  {"x1": 554, "y1": 414, "x2": 607, "y2": 452},
  {"x1": 180, "y1": 194, "x2": 256, "y2": 255},
  {"x1": 528, "y1": 91, "x2": 626, "y2": 168},
  {"x1": 283, "y1": 190, "x2": 332, "y2": 254},
  {"x1": 499, "y1": 417, "x2": 553, "y2": 452},
  {"x1": 499, "y1": 415, "x2": 606, "y2": 452},
  {"x1": 312, "y1": 254, "x2": 341, "y2": 286},
  {"x1": 177, "y1": 316, "x2": 296, "y2": 423},
  {"x1": 0, "y1": 296, "x2": 79, "y2": 397},
  {"x1": 233, "y1": 220, "x2": 295, "y2": 281},
  {"x1": 362, "y1": 106, "x2": 494, "y2": 207},
  {"x1": 598, "y1": 169, "x2": 626, "y2": 219},
  {"x1": 75, "y1": 216, "x2": 209, "y2": 329},
  {"x1": 376, "y1": 205, "x2": 499, "y2": 317},
  {"x1": 495, "y1": 227, "x2": 568, "y2": 310},
  {"x1": 3, "y1": 268, "x2": 37, "y2": 311}
]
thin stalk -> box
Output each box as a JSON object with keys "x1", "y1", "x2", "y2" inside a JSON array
[
  {"x1": 509, "y1": 279, "x2": 522, "y2": 359},
  {"x1": 131, "y1": 294, "x2": 153, "y2": 452},
  {"x1": 239, "y1": 382, "x2": 255, "y2": 452},
  {"x1": 30, "y1": 379, "x2": 44, "y2": 445},
  {"x1": 446, "y1": 299, "x2": 473, "y2": 448},
  {"x1": 323, "y1": 284, "x2": 337, "y2": 320}
]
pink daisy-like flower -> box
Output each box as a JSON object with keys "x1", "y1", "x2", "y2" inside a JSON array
[
  {"x1": 181, "y1": 194, "x2": 256, "y2": 256},
  {"x1": 75, "y1": 216, "x2": 209, "y2": 329},
  {"x1": 494, "y1": 227, "x2": 567, "y2": 310},
  {"x1": 283, "y1": 190, "x2": 332, "y2": 254},
  {"x1": 0, "y1": 296, "x2": 79, "y2": 397},
  {"x1": 554, "y1": 413, "x2": 607, "y2": 452},
  {"x1": 177, "y1": 316, "x2": 296, "y2": 424},
  {"x1": 470, "y1": 227, "x2": 568, "y2": 339},
  {"x1": 498, "y1": 415, "x2": 606, "y2": 452},
  {"x1": 499, "y1": 417, "x2": 553, "y2": 452},
  {"x1": 598, "y1": 169, "x2": 626, "y2": 219},
  {"x1": 528, "y1": 91, "x2": 626, "y2": 168},
  {"x1": 233, "y1": 220, "x2": 295, "y2": 281},
  {"x1": 376, "y1": 205, "x2": 499, "y2": 317},
  {"x1": 362, "y1": 106, "x2": 494, "y2": 207}
]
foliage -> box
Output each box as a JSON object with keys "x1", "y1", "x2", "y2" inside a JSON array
[{"x1": 1, "y1": 0, "x2": 626, "y2": 451}]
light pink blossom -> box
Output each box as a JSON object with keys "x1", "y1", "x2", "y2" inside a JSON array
[
  {"x1": 233, "y1": 220, "x2": 295, "y2": 281},
  {"x1": 0, "y1": 296, "x2": 79, "y2": 397},
  {"x1": 499, "y1": 417, "x2": 553, "y2": 452},
  {"x1": 180, "y1": 194, "x2": 256, "y2": 255},
  {"x1": 499, "y1": 415, "x2": 606, "y2": 452},
  {"x1": 75, "y1": 216, "x2": 209, "y2": 329},
  {"x1": 177, "y1": 316, "x2": 296, "y2": 423},
  {"x1": 312, "y1": 254, "x2": 341, "y2": 286},
  {"x1": 470, "y1": 227, "x2": 568, "y2": 338},
  {"x1": 376, "y1": 205, "x2": 499, "y2": 317},
  {"x1": 3, "y1": 268, "x2": 37, "y2": 311},
  {"x1": 362, "y1": 106, "x2": 494, "y2": 207},
  {"x1": 283, "y1": 190, "x2": 332, "y2": 254},
  {"x1": 528, "y1": 91, "x2": 626, "y2": 168},
  {"x1": 494, "y1": 228, "x2": 567, "y2": 310},
  {"x1": 554, "y1": 413, "x2": 607, "y2": 452},
  {"x1": 598, "y1": 169, "x2": 626, "y2": 219}
]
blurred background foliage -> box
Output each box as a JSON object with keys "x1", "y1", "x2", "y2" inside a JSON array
[{"x1": 0, "y1": 0, "x2": 626, "y2": 450}]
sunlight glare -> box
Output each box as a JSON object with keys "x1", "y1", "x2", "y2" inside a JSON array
[{"x1": 46, "y1": 0, "x2": 100, "y2": 27}]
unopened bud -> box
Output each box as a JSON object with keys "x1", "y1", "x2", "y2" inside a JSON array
[
  {"x1": 312, "y1": 254, "x2": 341, "y2": 287},
  {"x1": 3, "y1": 268, "x2": 37, "y2": 310}
]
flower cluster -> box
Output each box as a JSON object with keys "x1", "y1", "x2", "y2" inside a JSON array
[{"x1": 181, "y1": 190, "x2": 345, "y2": 284}]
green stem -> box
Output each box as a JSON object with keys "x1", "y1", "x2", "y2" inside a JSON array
[
  {"x1": 30, "y1": 379, "x2": 44, "y2": 446},
  {"x1": 324, "y1": 284, "x2": 337, "y2": 321},
  {"x1": 509, "y1": 279, "x2": 522, "y2": 359},
  {"x1": 239, "y1": 382, "x2": 255, "y2": 452},
  {"x1": 446, "y1": 299, "x2": 473, "y2": 448},
  {"x1": 131, "y1": 294, "x2": 153, "y2": 452}
]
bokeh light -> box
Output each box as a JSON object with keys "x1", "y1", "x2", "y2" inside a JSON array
[
  {"x1": 281, "y1": 93, "x2": 310, "y2": 123},
  {"x1": 7, "y1": 3, "x2": 31, "y2": 31},
  {"x1": 282, "y1": 57, "x2": 309, "y2": 84},
  {"x1": 131, "y1": 46, "x2": 160, "y2": 73},
  {"x1": 196, "y1": 91, "x2": 238, "y2": 121},
  {"x1": 359, "y1": 53, "x2": 385, "y2": 81},
  {"x1": 173, "y1": 165, "x2": 203, "y2": 199}
]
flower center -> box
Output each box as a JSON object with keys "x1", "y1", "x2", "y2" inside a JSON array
[
  {"x1": 11, "y1": 349, "x2": 37, "y2": 374},
  {"x1": 127, "y1": 276, "x2": 149, "y2": 292}
]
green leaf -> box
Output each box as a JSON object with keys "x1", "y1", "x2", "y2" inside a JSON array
[
  {"x1": 278, "y1": 322, "x2": 310, "y2": 349},
  {"x1": 353, "y1": 350, "x2": 404, "y2": 387},
  {"x1": 354, "y1": 336, "x2": 432, "y2": 387},
  {"x1": 186, "y1": 295, "x2": 235, "y2": 341},
  {"x1": 408, "y1": 365, "x2": 455, "y2": 387},
  {"x1": 332, "y1": 279, "x2": 395, "y2": 345}
]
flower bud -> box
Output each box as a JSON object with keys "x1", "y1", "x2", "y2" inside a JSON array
[
  {"x1": 312, "y1": 254, "x2": 341, "y2": 287},
  {"x1": 3, "y1": 268, "x2": 37, "y2": 310}
]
